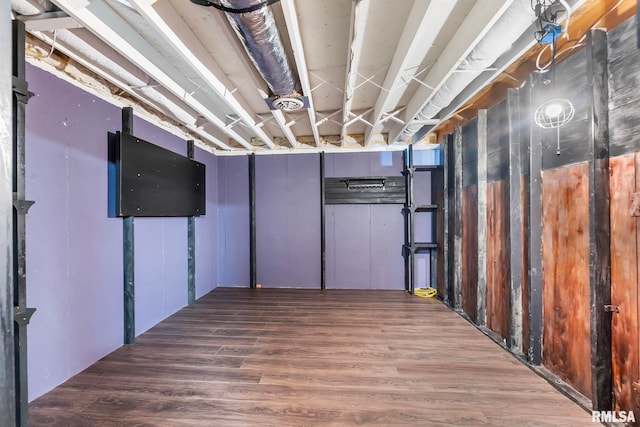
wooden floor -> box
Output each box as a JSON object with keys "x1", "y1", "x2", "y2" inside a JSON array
[{"x1": 30, "y1": 288, "x2": 593, "y2": 426}]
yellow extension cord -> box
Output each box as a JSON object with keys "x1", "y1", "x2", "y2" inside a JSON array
[{"x1": 414, "y1": 287, "x2": 438, "y2": 298}]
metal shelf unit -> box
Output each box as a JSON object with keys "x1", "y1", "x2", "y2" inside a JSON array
[{"x1": 403, "y1": 145, "x2": 443, "y2": 295}]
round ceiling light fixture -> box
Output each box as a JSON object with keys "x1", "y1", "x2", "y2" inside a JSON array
[
  {"x1": 534, "y1": 98, "x2": 574, "y2": 129},
  {"x1": 271, "y1": 97, "x2": 305, "y2": 112},
  {"x1": 534, "y1": 98, "x2": 575, "y2": 156}
]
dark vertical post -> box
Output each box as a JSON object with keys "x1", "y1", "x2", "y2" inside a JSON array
[
  {"x1": 320, "y1": 152, "x2": 326, "y2": 290},
  {"x1": 187, "y1": 140, "x2": 196, "y2": 305},
  {"x1": 12, "y1": 20, "x2": 36, "y2": 426},
  {"x1": 453, "y1": 127, "x2": 463, "y2": 310},
  {"x1": 122, "y1": 107, "x2": 135, "y2": 345},
  {"x1": 587, "y1": 29, "x2": 612, "y2": 411},
  {"x1": 507, "y1": 88, "x2": 524, "y2": 355},
  {"x1": 249, "y1": 153, "x2": 256, "y2": 289},
  {"x1": 2, "y1": 15, "x2": 16, "y2": 427},
  {"x1": 528, "y1": 74, "x2": 543, "y2": 365},
  {"x1": 403, "y1": 149, "x2": 409, "y2": 292},
  {"x1": 441, "y1": 137, "x2": 449, "y2": 303},
  {"x1": 408, "y1": 145, "x2": 415, "y2": 294},
  {"x1": 476, "y1": 110, "x2": 488, "y2": 326}
]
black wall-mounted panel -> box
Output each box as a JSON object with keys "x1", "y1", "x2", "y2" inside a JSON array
[
  {"x1": 325, "y1": 176, "x2": 405, "y2": 204},
  {"x1": 110, "y1": 132, "x2": 206, "y2": 217}
]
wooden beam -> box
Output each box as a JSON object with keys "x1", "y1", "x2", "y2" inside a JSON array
[
  {"x1": 443, "y1": 134, "x2": 451, "y2": 305},
  {"x1": 476, "y1": 110, "x2": 488, "y2": 326},
  {"x1": 453, "y1": 127, "x2": 463, "y2": 310},
  {"x1": 507, "y1": 88, "x2": 524, "y2": 355},
  {"x1": 528, "y1": 74, "x2": 543, "y2": 365},
  {"x1": 586, "y1": 28, "x2": 612, "y2": 411}
]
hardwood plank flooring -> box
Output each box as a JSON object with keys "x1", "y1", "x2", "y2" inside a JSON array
[{"x1": 29, "y1": 288, "x2": 593, "y2": 426}]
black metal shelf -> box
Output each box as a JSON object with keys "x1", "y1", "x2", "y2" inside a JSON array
[{"x1": 403, "y1": 145, "x2": 443, "y2": 295}]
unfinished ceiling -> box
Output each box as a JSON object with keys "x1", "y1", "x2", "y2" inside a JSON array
[{"x1": 12, "y1": 0, "x2": 583, "y2": 154}]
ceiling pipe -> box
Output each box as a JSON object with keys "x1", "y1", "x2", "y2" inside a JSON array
[
  {"x1": 398, "y1": 0, "x2": 535, "y2": 142},
  {"x1": 219, "y1": 0, "x2": 300, "y2": 97}
]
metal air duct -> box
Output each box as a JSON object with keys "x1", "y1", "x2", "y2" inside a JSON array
[{"x1": 219, "y1": 0, "x2": 300, "y2": 98}]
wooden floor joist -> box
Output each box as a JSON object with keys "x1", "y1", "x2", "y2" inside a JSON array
[{"x1": 29, "y1": 288, "x2": 593, "y2": 426}]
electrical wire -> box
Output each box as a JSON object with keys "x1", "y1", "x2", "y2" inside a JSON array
[
  {"x1": 190, "y1": 0, "x2": 281, "y2": 14},
  {"x1": 414, "y1": 287, "x2": 438, "y2": 298}
]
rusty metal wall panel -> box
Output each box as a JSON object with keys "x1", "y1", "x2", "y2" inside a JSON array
[
  {"x1": 541, "y1": 162, "x2": 592, "y2": 398},
  {"x1": 609, "y1": 153, "x2": 639, "y2": 414},
  {"x1": 486, "y1": 180, "x2": 510, "y2": 340},
  {"x1": 461, "y1": 185, "x2": 478, "y2": 321}
]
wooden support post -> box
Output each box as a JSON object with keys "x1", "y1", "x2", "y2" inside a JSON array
[
  {"x1": 476, "y1": 110, "x2": 488, "y2": 326},
  {"x1": 453, "y1": 127, "x2": 463, "y2": 310},
  {"x1": 528, "y1": 75, "x2": 544, "y2": 365},
  {"x1": 587, "y1": 29, "x2": 612, "y2": 411},
  {"x1": 442, "y1": 135, "x2": 451, "y2": 305},
  {"x1": 187, "y1": 140, "x2": 196, "y2": 305},
  {"x1": 122, "y1": 107, "x2": 135, "y2": 345},
  {"x1": 249, "y1": 153, "x2": 256, "y2": 289},
  {"x1": 2, "y1": 13, "x2": 16, "y2": 427},
  {"x1": 507, "y1": 88, "x2": 524, "y2": 355},
  {"x1": 320, "y1": 152, "x2": 326, "y2": 290}
]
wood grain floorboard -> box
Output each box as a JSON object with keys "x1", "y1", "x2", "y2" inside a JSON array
[{"x1": 29, "y1": 288, "x2": 593, "y2": 426}]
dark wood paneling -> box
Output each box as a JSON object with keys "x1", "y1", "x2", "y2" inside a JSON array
[
  {"x1": 541, "y1": 163, "x2": 592, "y2": 398},
  {"x1": 609, "y1": 154, "x2": 639, "y2": 414},
  {"x1": 608, "y1": 16, "x2": 640, "y2": 157},
  {"x1": 486, "y1": 180, "x2": 510, "y2": 340},
  {"x1": 487, "y1": 100, "x2": 509, "y2": 182},
  {"x1": 461, "y1": 185, "x2": 478, "y2": 321},
  {"x1": 462, "y1": 119, "x2": 478, "y2": 187},
  {"x1": 539, "y1": 49, "x2": 590, "y2": 171}
]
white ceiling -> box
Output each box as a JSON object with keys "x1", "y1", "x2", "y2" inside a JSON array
[{"x1": 12, "y1": 0, "x2": 579, "y2": 154}]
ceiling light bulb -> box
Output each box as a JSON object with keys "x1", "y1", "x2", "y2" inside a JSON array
[{"x1": 544, "y1": 102, "x2": 563, "y2": 118}]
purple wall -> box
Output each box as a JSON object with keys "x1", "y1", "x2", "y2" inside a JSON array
[
  {"x1": 256, "y1": 154, "x2": 320, "y2": 288},
  {"x1": 325, "y1": 152, "x2": 405, "y2": 289},
  {"x1": 217, "y1": 156, "x2": 250, "y2": 286},
  {"x1": 25, "y1": 66, "x2": 123, "y2": 400},
  {"x1": 25, "y1": 65, "x2": 218, "y2": 400},
  {"x1": 195, "y1": 147, "x2": 219, "y2": 297}
]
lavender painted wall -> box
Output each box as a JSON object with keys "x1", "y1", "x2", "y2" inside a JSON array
[
  {"x1": 195, "y1": 147, "x2": 218, "y2": 297},
  {"x1": 325, "y1": 152, "x2": 405, "y2": 289},
  {"x1": 255, "y1": 154, "x2": 320, "y2": 288},
  {"x1": 217, "y1": 155, "x2": 250, "y2": 286},
  {"x1": 25, "y1": 65, "x2": 219, "y2": 400},
  {"x1": 25, "y1": 66, "x2": 123, "y2": 400}
]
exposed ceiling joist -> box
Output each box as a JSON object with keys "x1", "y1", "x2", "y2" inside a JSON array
[
  {"x1": 280, "y1": 0, "x2": 320, "y2": 147},
  {"x1": 130, "y1": 0, "x2": 276, "y2": 149},
  {"x1": 53, "y1": 0, "x2": 258, "y2": 149},
  {"x1": 363, "y1": 0, "x2": 457, "y2": 147},
  {"x1": 340, "y1": 0, "x2": 370, "y2": 146},
  {"x1": 389, "y1": 0, "x2": 515, "y2": 144}
]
